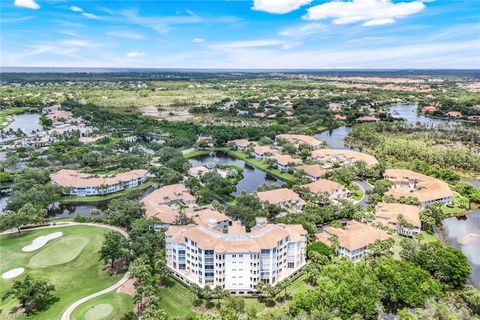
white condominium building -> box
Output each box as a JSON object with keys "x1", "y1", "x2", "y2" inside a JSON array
[
  {"x1": 384, "y1": 169, "x2": 453, "y2": 208},
  {"x1": 50, "y1": 169, "x2": 148, "y2": 196},
  {"x1": 165, "y1": 218, "x2": 307, "y2": 295}
]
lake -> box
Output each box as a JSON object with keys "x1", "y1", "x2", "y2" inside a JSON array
[
  {"x1": 441, "y1": 209, "x2": 480, "y2": 287},
  {"x1": 188, "y1": 151, "x2": 285, "y2": 195},
  {"x1": 388, "y1": 103, "x2": 462, "y2": 127},
  {"x1": 315, "y1": 126, "x2": 352, "y2": 150},
  {"x1": 314, "y1": 104, "x2": 463, "y2": 150},
  {"x1": 4, "y1": 113, "x2": 43, "y2": 135}
]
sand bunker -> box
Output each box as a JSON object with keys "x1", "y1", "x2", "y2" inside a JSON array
[
  {"x1": 22, "y1": 232, "x2": 63, "y2": 252},
  {"x1": 2, "y1": 268, "x2": 25, "y2": 279},
  {"x1": 457, "y1": 233, "x2": 480, "y2": 245}
]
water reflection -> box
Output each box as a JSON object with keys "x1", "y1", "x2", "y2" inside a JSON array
[
  {"x1": 315, "y1": 126, "x2": 352, "y2": 150},
  {"x1": 4, "y1": 113, "x2": 44, "y2": 135},
  {"x1": 188, "y1": 151, "x2": 285, "y2": 195},
  {"x1": 442, "y1": 209, "x2": 480, "y2": 287},
  {"x1": 388, "y1": 104, "x2": 462, "y2": 127}
]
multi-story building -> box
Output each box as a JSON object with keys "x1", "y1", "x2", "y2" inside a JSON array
[
  {"x1": 302, "y1": 179, "x2": 349, "y2": 201},
  {"x1": 50, "y1": 169, "x2": 148, "y2": 196},
  {"x1": 250, "y1": 145, "x2": 277, "y2": 160},
  {"x1": 375, "y1": 202, "x2": 421, "y2": 237},
  {"x1": 271, "y1": 154, "x2": 301, "y2": 172},
  {"x1": 142, "y1": 183, "x2": 197, "y2": 225},
  {"x1": 384, "y1": 169, "x2": 453, "y2": 208},
  {"x1": 231, "y1": 139, "x2": 251, "y2": 151},
  {"x1": 296, "y1": 164, "x2": 327, "y2": 181},
  {"x1": 257, "y1": 188, "x2": 306, "y2": 213},
  {"x1": 316, "y1": 220, "x2": 391, "y2": 261},
  {"x1": 310, "y1": 149, "x2": 378, "y2": 167},
  {"x1": 276, "y1": 134, "x2": 323, "y2": 150},
  {"x1": 165, "y1": 217, "x2": 307, "y2": 294}
]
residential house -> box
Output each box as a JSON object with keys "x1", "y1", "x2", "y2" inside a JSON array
[
  {"x1": 271, "y1": 154, "x2": 301, "y2": 172},
  {"x1": 257, "y1": 188, "x2": 306, "y2": 213},
  {"x1": 310, "y1": 149, "x2": 378, "y2": 167},
  {"x1": 315, "y1": 220, "x2": 391, "y2": 261},
  {"x1": 375, "y1": 203, "x2": 421, "y2": 237},
  {"x1": 302, "y1": 179, "x2": 349, "y2": 201},
  {"x1": 384, "y1": 169, "x2": 453, "y2": 207},
  {"x1": 231, "y1": 139, "x2": 251, "y2": 151},
  {"x1": 296, "y1": 164, "x2": 327, "y2": 181}
]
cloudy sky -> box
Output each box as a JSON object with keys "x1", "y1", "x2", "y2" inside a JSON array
[{"x1": 1, "y1": 0, "x2": 479, "y2": 68}]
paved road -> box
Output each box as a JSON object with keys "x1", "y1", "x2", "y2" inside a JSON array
[
  {"x1": 1, "y1": 222, "x2": 130, "y2": 320},
  {"x1": 353, "y1": 180, "x2": 373, "y2": 207},
  {"x1": 60, "y1": 269, "x2": 131, "y2": 320}
]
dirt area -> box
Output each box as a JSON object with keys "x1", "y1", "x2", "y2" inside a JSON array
[
  {"x1": 117, "y1": 277, "x2": 137, "y2": 296},
  {"x1": 140, "y1": 106, "x2": 193, "y2": 121}
]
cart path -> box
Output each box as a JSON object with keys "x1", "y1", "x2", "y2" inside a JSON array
[{"x1": 1, "y1": 222, "x2": 131, "y2": 320}]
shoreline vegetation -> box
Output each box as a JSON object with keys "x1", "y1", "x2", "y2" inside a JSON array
[
  {"x1": 0, "y1": 107, "x2": 30, "y2": 129},
  {"x1": 185, "y1": 147, "x2": 297, "y2": 184}
]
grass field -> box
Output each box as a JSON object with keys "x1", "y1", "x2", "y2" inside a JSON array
[
  {"x1": 156, "y1": 273, "x2": 310, "y2": 317},
  {"x1": 156, "y1": 278, "x2": 197, "y2": 318},
  {"x1": 0, "y1": 225, "x2": 124, "y2": 319},
  {"x1": 441, "y1": 192, "x2": 470, "y2": 216},
  {"x1": 71, "y1": 292, "x2": 134, "y2": 320},
  {"x1": 183, "y1": 149, "x2": 210, "y2": 159}
]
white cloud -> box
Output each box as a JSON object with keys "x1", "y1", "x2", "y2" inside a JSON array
[
  {"x1": 252, "y1": 0, "x2": 313, "y2": 14},
  {"x1": 304, "y1": 0, "x2": 425, "y2": 26},
  {"x1": 193, "y1": 38, "x2": 205, "y2": 43},
  {"x1": 60, "y1": 40, "x2": 89, "y2": 47},
  {"x1": 106, "y1": 30, "x2": 145, "y2": 40},
  {"x1": 127, "y1": 51, "x2": 142, "y2": 58},
  {"x1": 14, "y1": 0, "x2": 40, "y2": 9},
  {"x1": 210, "y1": 39, "x2": 286, "y2": 50},
  {"x1": 279, "y1": 22, "x2": 329, "y2": 37},
  {"x1": 69, "y1": 5, "x2": 100, "y2": 20},
  {"x1": 82, "y1": 12, "x2": 99, "y2": 20},
  {"x1": 70, "y1": 6, "x2": 83, "y2": 12}
]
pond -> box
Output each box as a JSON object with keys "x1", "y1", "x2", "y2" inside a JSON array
[
  {"x1": 388, "y1": 103, "x2": 462, "y2": 127},
  {"x1": 315, "y1": 126, "x2": 352, "y2": 150},
  {"x1": 46, "y1": 184, "x2": 158, "y2": 218},
  {"x1": 4, "y1": 113, "x2": 43, "y2": 135},
  {"x1": 441, "y1": 209, "x2": 480, "y2": 287},
  {"x1": 314, "y1": 104, "x2": 464, "y2": 150},
  {"x1": 0, "y1": 194, "x2": 8, "y2": 213},
  {"x1": 188, "y1": 151, "x2": 285, "y2": 195}
]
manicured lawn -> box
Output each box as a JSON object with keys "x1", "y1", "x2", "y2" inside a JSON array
[
  {"x1": 286, "y1": 273, "x2": 310, "y2": 295},
  {"x1": 183, "y1": 150, "x2": 209, "y2": 159},
  {"x1": 392, "y1": 231, "x2": 440, "y2": 259},
  {"x1": 0, "y1": 225, "x2": 124, "y2": 320},
  {"x1": 71, "y1": 292, "x2": 134, "y2": 320},
  {"x1": 157, "y1": 273, "x2": 309, "y2": 318},
  {"x1": 156, "y1": 278, "x2": 196, "y2": 318},
  {"x1": 442, "y1": 193, "x2": 470, "y2": 216},
  {"x1": 59, "y1": 180, "x2": 154, "y2": 203}
]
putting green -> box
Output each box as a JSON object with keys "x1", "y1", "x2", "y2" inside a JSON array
[
  {"x1": 28, "y1": 235, "x2": 90, "y2": 269},
  {"x1": 84, "y1": 303, "x2": 114, "y2": 320}
]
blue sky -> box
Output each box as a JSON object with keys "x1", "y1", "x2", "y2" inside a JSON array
[{"x1": 1, "y1": 0, "x2": 479, "y2": 68}]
